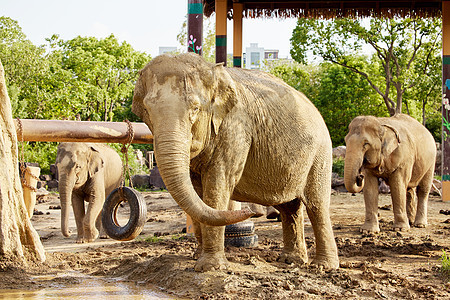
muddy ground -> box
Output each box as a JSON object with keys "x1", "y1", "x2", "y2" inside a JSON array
[{"x1": 1, "y1": 190, "x2": 450, "y2": 299}]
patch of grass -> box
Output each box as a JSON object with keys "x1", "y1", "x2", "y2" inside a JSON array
[
  {"x1": 332, "y1": 158, "x2": 345, "y2": 177},
  {"x1": 440, "y1": 250, "x2": 450, "y2": 280},
  {"x1": 137, "y1": 235, "x2": 163, "y2": 243}
]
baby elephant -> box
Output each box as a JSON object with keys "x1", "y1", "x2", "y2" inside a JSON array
[
  {"x1": 55, "y1": 143, "x2": 122, "y2": 243},
  {"x1": 344, "y1": 114, "x2": 436, "y2": 232}
]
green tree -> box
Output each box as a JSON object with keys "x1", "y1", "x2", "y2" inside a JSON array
[
  {"x1": 0, "y1": 16, "x2": 48, "y2": 119},
  {"x1": 291, "y1": 17, "x2": 441, "y2": 118},
  {"x1": 315, "y1": 61, "x2": 387, "y2": 145},
  {"x1": 267, "y1": 59, "x2": 387, "y2": 145},
  {"x1": 47, "y1": 34, "x2": 151, "y2": 121}
]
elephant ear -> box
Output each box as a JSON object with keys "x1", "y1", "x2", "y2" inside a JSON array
[
  {"x1": 211, "y1": 63, "x2": 237, "y2": 136},
  {"x1": 381, "y1": 124, "x2": 401, "y2": 157},
  {"x1": 88, "y1": 145, "x2": 104, "y2": 177}
]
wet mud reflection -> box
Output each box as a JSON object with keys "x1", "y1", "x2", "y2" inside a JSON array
[{"x1": 0, "y1": 273, "x2": 174, "y2": 299}]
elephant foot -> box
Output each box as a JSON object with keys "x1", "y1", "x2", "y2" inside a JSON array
[
  {"x1": 310, "y1": 255, "x2": 340, "y2": 270},
  {"x1": 393, "y1": 221, "x2": 410, "y2": 232},
  {"x1": 194, "y1": 252, "x2": 229, "y2": 272},
  {"x1": 413, "y1": 216, "x2": 427, "y2": 228},
  {"x1": 360, "y1": 222, "x2": 380, "y2": 234},
  {"x1": 84, "y1": 227, "x2": 99, "y2": 242},
  {"x1": 76, "y1": 237, "x2": 85, "y2": 244},
  {"x1": 277, "y1": 251, "x2": 308, "y2": 265},
  {"x1": 413, "y1": 222, "x2": 427, "y2": 228}
]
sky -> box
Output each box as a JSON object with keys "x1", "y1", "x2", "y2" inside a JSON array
[{"x1": 1, "y1": 0, "x2": 298, "y2": 58}]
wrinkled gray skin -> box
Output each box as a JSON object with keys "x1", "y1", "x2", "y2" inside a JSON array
[
  {"x1": 55, "y1": 143, "x2": 122, "y2": 243},
  {"x1": 132, "y1": 53, "x2": 339, "y2": 272},
  {"x1": 344, "y1": 114, "x2": 436, "y2": 233}
]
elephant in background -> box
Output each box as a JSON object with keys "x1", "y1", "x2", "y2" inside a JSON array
[
  {"x1": 344, "y1": 114, "x2": 436, "y2": 233},
  {"x1": 132, "y1": 53, "x2": 338, "y2": 271},
  {"x1": 55, "y1": 142, "x2": 122, "y2": 243}
]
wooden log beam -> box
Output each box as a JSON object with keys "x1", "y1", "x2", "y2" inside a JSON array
[{"x1": 13, "y1": 119, "x2": 153, "y2": 144}]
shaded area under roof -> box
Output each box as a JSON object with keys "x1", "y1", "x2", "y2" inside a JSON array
[{"x1": 202, "y1": 0, "x2": 442, "y2": 19}]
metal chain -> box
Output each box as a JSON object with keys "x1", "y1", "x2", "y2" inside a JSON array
[
  {"x1": 120, "y1": 119, "x2": 135, "y2": 188},
  {"x1": 16, "y1": 118, "x2": 38, "y2": 192}
]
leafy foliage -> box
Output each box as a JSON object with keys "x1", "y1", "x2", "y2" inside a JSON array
[
  {"x1": 267, "y1": 60, "x2": 387, "y2": 145},
  {"x1": 290, "y1": 17, "x2": 442, "y2": 124},
  {"x1": 440, "y1": 250, "x2": 450, "y2": 281},
  {"x1": 0, "y1": 17, "x2": 152, "y2": 173}
]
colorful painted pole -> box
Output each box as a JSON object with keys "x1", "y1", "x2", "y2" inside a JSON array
[
  {"x1": 233, "y1": 2, "x2": 243, "y2": 67},
  {"x1": 216, "y1": 0, "x2": 227, "y2": 65},
  {"x1": 443, "y1": 1, "x2": 450, "y2": 201},
  {"x1": 187, "y1": 0, "x2": 203, "y2": 55}
]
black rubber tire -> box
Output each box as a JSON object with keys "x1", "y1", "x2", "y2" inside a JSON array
[
  {"x1": 102, "y1": 187, "x2": 147, "y2": 241},
  {"x1": 225, "y1": 220, "x2": 255, "y2": 237},
  {"x1": 225, "y1": 234, "x2": 258, "y2": 248}
]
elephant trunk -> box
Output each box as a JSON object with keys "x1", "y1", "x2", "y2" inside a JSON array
[
  {"x1": 344, "y1": 149, "x2": 365, "y2": 194},
  {"x1": 58, "y1": 175, "x2": 73, "y2": 237},
  {"x1": 154, "y1": 131, "x2": 254, "y2": 226}
]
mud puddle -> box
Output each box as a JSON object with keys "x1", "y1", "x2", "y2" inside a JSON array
[{"x1": 0, "y1": 272, "x2": 174, "y2": 299}]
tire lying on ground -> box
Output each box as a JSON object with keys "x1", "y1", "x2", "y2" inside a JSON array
[
  {"x1": 102, "y1": 187, "x2": 147, "y2": 241},
  {"x1": 225, "y1": 220, "x2": 255, "y2": 237},
  {"x1": 225, "y1": 234, "x2": 258, "y2": 247},
  {"x1": 225, "y1": 220, "x2": 258, "y2": 247}
]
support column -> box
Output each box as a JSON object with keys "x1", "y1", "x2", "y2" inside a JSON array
[
  {"x1": 187, "y1": 0, "x2": 203, "y2": 55},
  {"x1": 233, "y1": 2, "x2": 243, "y2": 67},
  {"x1": 216, "y1": 0, "x2": 227, "y2": 65},
  {"x1": 443, "y1": 1, "x2": 450, "y2": 201}
]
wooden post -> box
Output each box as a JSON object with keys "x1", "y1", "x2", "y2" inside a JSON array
[
  {"x1": 187, "y1": 0, "x2": 203, "y2": 55},
  {"x1": 233, "y1": 2, "x2": 243, "y2": 67},
  {"x1": 443, "y1": 1, "x2": 450, "y2": 201},
  {"x1": 215, "y1": 0, "x2": 227, "y2": 65},
  {"x1": 22, "y1": 166, "x2": 40, "y2": 218},
  {"x1": 13, "y1": 119, "x2": 153, "y2": 144}
]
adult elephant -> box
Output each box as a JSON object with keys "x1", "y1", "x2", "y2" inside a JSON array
[
  {"x1": 344, "y1": 114, "x2": 436, "y2": 233},
  {"x1": 55, "y1": 143, "x2": 122, "y2": 243},
  {"x1": 132, "y1": 53, "x2": 339, "y2": 271}
]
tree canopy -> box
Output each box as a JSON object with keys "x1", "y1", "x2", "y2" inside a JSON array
[
  {"x1": 290, "y1": 17, "x2": 442, "y2": 122},
  {"x1": 0, "y1": 16, "x2": 152, "y2": 172}
]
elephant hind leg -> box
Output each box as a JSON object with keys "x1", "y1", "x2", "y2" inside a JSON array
[
  {"x1": 275, "y1": 198, "x2": 307, "y2": 265},
  {"x1": 303, "y1": 164, "x2": 339, "y2": 269},
  {"x1": 414, "y1": 168, "x2": 434, "y2": 228},
  {"x1": 406, "y1": 187, "x2": 417, "y2": 225}
]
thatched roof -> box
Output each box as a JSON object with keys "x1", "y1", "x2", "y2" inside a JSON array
[{"x1": 202, "y1": 0, "x2": 442, "y2": 19}]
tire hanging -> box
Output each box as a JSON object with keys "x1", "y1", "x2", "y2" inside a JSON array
[{"x1": 102, "y1": 120, "x2": 147, "y2": 241}]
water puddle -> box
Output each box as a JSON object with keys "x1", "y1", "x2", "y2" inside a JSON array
[{"x1": 0, "y1": 272, "x2": 175, "y2": 299}]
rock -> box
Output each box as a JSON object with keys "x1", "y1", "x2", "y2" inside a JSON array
[
  {"x1": 332, "y1": 146, "x2": 346, "y2": 159},
  {"x1": 36, "y1": 181, "x2": 47, "y2": 189},
  {"x1": 379, "y1": 179, "x2": 390, "y2": 194},
  {"x1": 46, "y1": 180, "x2": 59, "y2": 190},
  {"x1": 131, "y1": 174, "x2": 150, "y2": 189},
  {"x1": 50, "y1": 164, "x2": 58, "y2": 178},
  {"x1": 39, "y1": 174, "x2": 52, "y2": 181},
  {"x1": 431, "y1": 179, "x2": 441, "y2": 196},
  {"x1": 149, "y1": 166, "x2": 166, "y2": 189}
]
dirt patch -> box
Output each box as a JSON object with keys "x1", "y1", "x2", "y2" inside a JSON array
[{"x1": 1, "y1": 191, "x2": 450, "y2": 299}]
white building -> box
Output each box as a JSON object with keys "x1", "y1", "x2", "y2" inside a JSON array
[
  {"x1": 159, "y1": 47, "x2": 178, "y2": 55},
  {"x1": 245, "y1": 43, "x2": 265, "y2": 69}
]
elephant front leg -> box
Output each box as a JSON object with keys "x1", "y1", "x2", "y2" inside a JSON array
[
  {"x1": 275, "y1": 199, "x2": 308, "y2": 265},
  {"x1": 82, "y1": 187, "x2": 105, "y2": 242},
  {"x1": 361, "y1": 173, "x2": 380, "y2": 233},
  {"x1": 195, "y1": 224, "x2": 228, "y2": 272},
  {"x1": 71, "y1": 193, "x2": 86, "y2": 243},
  {"x1": 414, "y1": 168, "x2": 433, "y2": 228}
]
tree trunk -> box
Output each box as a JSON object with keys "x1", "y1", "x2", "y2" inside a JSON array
[{"x1": 0, "y1": 59, "x2": 45, "y2": 264}]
